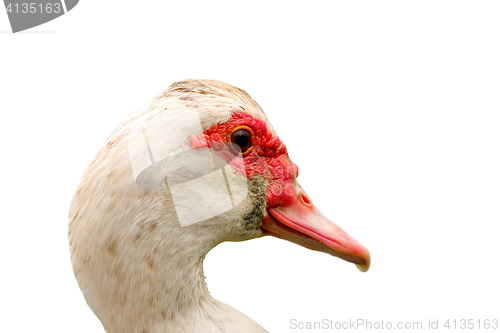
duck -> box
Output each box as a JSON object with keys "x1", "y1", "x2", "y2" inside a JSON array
[{"x1": 68, "y1": 79, "x2": 370, "y2": 333}]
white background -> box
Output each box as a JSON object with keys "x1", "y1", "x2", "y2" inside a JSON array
[{"x1": 1, "y1": 1, "x2": 499, "y2": 332}]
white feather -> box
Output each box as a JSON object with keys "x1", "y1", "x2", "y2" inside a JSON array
[{"x1": 69, "y1": 80, "x2": 271, "y2": 333}]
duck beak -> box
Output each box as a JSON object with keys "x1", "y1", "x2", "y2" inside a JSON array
[{"x1": 262, "y1": 182, "x2": 370, "y2": 272}]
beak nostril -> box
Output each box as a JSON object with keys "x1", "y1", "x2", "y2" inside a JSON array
[{"x1": 301, "y1": 193, "x2": 312, "y2": 206}]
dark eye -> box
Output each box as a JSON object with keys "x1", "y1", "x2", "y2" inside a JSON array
[{"x1": 230, "y1": 128, "x2": 253, "y2": 155}]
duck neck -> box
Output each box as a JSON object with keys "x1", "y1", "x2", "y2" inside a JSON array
[
  {"x1": 100, "y1": 233, "x2": 266, "y2": 333},
  {"x1": 98, "y1": 227, "x2": 218, "y2": 332}
]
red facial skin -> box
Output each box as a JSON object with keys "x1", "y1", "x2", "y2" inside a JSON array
[
  {"x1": 190, "y1": 112, "x2": 296, "y2": 208},
  {"x1": 190, "y1": 111, "x2": 371, "y2": 271}
]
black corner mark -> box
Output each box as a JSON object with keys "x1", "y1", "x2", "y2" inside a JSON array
[{"x1": 3, "y1": 0, "x2": 79, "y2": 33}]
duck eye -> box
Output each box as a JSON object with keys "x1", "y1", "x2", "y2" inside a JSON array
[{"x1": 230, "y1": 128, "x2": 253, "y2": 154}]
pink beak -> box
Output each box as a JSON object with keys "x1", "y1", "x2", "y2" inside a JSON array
[{"x1": 262, "y1": 182, "x2": 370, "y2": 272}]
